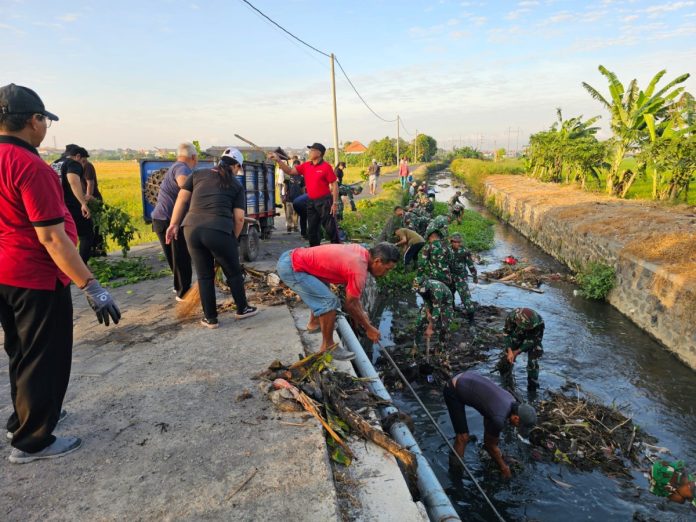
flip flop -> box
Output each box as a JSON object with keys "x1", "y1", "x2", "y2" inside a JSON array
[{"x1": 305, "y1": 325, "x2": 321, "y2": 334}]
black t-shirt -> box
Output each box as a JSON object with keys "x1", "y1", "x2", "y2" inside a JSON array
[
  {"x1": 335, "y1": 167, "x2": 344, "y2": 185},
  {"x1": 51, "y1": 157, "x2": 84, "y2": 212},
  {"x1": 181, "y1": 168, "x2": 245, "y2": 233},
  {"x1": 453, "y1": 372, "x2": 515, "y2": 438},
  {"x1": 285, "y1": 174, "x2": 305, "y2": 202}
]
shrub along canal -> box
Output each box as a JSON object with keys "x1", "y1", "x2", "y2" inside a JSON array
[{"x1": 365, "y1": 167, "x2": 696, "y2": 521}]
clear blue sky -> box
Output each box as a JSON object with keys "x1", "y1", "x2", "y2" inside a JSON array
[{"x1": 1, "y1": 0, "x2": 694, "y2": 151}]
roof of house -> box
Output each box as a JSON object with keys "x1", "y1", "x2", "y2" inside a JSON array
[{"x1": 344, "y1": 141, "x2": 367, "y2": 153}]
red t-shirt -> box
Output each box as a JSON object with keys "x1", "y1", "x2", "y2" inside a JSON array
[
  {"x1": 0, "y1": 136, "x2": 77, "y2": 290},
  {"x1": 291, "y1": 243, "x2": 370, "y2": 298},
  {"x1": 295, "y1": 160, "x2": 337, "y2": 199}
]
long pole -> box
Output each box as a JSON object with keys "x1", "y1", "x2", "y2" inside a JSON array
[
  {"x1": 330, "y1": 53, "x2": 340, "y2": 165},
  {"x1": 414, "y1": 128, "x2": 418, "y2": 163},
  {"x1": 396, "y1": 115, "x2": 400, "y2": 167}
]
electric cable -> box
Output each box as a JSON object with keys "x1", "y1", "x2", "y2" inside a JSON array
[
  {"x1": 334, "y1": 57, "x2": 397, "y2": 123},
  {"x1": 377, "y1": 341, "x2": 507, "y2": 522}
]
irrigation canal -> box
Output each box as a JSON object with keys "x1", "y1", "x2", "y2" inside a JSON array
[{"x1": 368, "y1": 168, "x2": 696, "y2": 521}]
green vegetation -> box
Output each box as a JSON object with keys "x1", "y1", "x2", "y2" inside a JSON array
[
  {"x1": 433, "y1": 202, "x2": 495, "y2": 252},
  {"x1": 376, "y1": 264, "x2": 417, "y2": 293},
  {"x1": 449, "y1": 158, "x2": 525, "y2": 200},
  {"x1": 88, "y1": 257, "x2": 170, "y2": 288},
  {"x1": 325, "y1": 133, "x2": 438, "y2": 166},
  {"x1": 575, "y1": 262, "x2": 616, "y2": 300},
  {"x1": 88, "y1": 198, "x2": 138, "y2": 256}
]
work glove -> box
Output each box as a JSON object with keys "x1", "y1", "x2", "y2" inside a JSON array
[{"x1": 83, "y1": 279, "x2": 121, "y2": 326}]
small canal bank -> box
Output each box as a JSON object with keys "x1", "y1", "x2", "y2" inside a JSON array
[
  {"x1": 478, "y1": 174, "x2": 696, "y2": 370},
  {"x1": 362, "y1": 167, "x2": 696, "y2": 521}
]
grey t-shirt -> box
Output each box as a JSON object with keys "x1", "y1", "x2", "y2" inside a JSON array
[
  {"x1": 454, "y1": 372, "x2": 515, "y2": 437},
  {"x1": 181, "y1": 168, "x2": 245, "y2": 234},
  {"x1": 151, "y1": 161, "x2": 192, "y2": 221}
]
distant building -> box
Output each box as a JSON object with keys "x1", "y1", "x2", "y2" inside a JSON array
[{"x1": 344, "y1": 141, "x2": 367, "y2": 155}]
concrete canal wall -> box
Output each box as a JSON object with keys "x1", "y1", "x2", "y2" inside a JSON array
[{"x1": 482, "y1": 175, "x2": 696, "y2": 370}]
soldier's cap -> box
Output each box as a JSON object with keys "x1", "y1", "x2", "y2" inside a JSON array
[
  {"x1": 0, "y1": 83, "x2": 59, "y2": 121},
  {"x1": 516, "y1": 403, "x2": 537, "y2": 438},
  {"x1": 450, "y1": 233, "x2": 462, "y2": 242}
]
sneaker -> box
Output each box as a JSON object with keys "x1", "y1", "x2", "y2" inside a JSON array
[
  {"x1": 8, "y1": 436, "x2": 82, "y2": 464},
  {"x1": 7, "y1": 409, "x2": 68, "y2": 441},
  {"x1": 175, "y1": 296, "x2": 184, "y2": 302},
  {"x1": 235, "y1": 306, "x2": 258, "y2": 320},
  {"x1": 330, "y1": 347, "x2": 356, "y2": 361},
  {"x1": 200, "y1": 318, "x2": 219, "y2": 329}
]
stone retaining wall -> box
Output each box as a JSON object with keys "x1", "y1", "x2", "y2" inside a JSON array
[{"x1": 483, "y1": 175, "x2": 696, "y2": 370}]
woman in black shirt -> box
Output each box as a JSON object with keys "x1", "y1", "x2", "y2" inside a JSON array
[{"x1": 166, "y1": 148, "x2": 257, "y2": 328}]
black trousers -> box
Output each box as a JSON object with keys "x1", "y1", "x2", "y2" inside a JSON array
[
  {"x1": 153, "y1": 218, "x2": 193, "y2": 299},
  {"x1": 184, "y1": 226, "x2": 248, "y2": 320},
  {"x1": 443, "y1": 381, "x2": 469, "y2": 435},
  {"x1": 71, "y1": 210, "x2": 95, "y2": 264},
  {"x1": 0, "y1": 281, "x2": 73, "y2": 452},
  {"x1": 306, "y1": 195, "x2": 340, "y2": 247},
  {"x1": 404, "y1": 242, "x2": 425, "y2": 268}
]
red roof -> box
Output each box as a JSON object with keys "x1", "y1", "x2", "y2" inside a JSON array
[{"x1": 344, "y1": 141, "x2": 367, "y2": 153}]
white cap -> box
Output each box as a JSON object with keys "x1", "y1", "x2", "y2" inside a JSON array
[{"x1": 221, "y1": 147, "x2": 244, "y2": 166}]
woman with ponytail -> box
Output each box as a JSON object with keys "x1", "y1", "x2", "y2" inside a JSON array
[{"x1": 166, "y1": 148, "x2": 258, "y2": 328}]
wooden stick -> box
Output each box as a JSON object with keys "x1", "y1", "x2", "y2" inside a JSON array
[{"x1": 225, "y1": 468, "x2": 258, "y2": 501}]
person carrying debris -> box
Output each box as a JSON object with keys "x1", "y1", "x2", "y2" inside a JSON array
[
  {"x1": 414, "y1": 277, "x2": 454, "y2": 354},
  {"x1": 498, "y1": 308, "x2": 545, "y2": 390},
  {"x1": 393, "y1": 227, "x2": 425, "y2": 269},
  {"x1": 649, "y1": 459, "x2": 696, "y2": 507},
  {"x1": 276, "y1": 242, "x2": 399, "y2": 360},
  {"x1": 443, "y1": 371, "x2": 537, "y2": 478},
  {"x1": 449, "y1": 233, "x2": 478, "y2": 318}
]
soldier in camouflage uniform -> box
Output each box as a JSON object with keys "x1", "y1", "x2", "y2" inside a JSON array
[
  {"x1": 450, "y1": 203, "x2": 464, "y2": 224},
  {"x1": 407, "y1": 211, "x2": 430, "y2": 237},
  {"x1": 417, "y1": 221, "x2": 454, "y2": 289},
  {"x1": 414, "y1": 277, "x2": 454, "y2": 354},
  {"x1": 428, "y1": 214, "x2": 450, "y2": 239},
  {"x1": 449, "y1": 233, "x2": 478, "y2": 318},
  {"x1": 497, "y1": 308, "x2": 545, "y2": 389}
]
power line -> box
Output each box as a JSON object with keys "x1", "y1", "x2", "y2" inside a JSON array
[
  {"x1": 334, "y1": 57, "x2": 397, "y2": 123},
  {"x1": 399, "y1": 117, "x2": 413, "y2": 137},
  {"x1": 239, "y1": 0, "x2": 330, "y2": 58}
]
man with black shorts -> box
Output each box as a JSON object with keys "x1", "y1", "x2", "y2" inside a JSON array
[
  {"x1": 270, "y1": 143, "x2": 339, "y2": 246},
  {"x1": 443, "y1": 371, "x2": 536, "y2": 478},
  {"x1": 0, "y1": 83, "x2": 121, "y2": 463}
]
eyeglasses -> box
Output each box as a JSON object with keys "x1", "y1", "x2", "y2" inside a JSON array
[{"x1": 35, "y1": 114, "x2": 52, "y2": 128}]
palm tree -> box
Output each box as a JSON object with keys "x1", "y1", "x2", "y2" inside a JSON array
[{"x1": 582, "y1": 66, "x2": 690, "y2": 197}]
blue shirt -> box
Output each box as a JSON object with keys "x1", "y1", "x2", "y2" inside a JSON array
[
  {"x1": 453, "y1": 372, "x2": 515, "y2": 437},
  {"x1": 151, "y1": 161, "x2": 192, "y2": 220}
]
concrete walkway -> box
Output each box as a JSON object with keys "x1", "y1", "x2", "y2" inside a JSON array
[{"x1": 0, "y1": 231, "x2": 339, "y2": 521}]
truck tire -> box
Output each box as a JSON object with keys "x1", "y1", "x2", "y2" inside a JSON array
[{"x1": 240, "y1": 226, "x2": 260, "y2": 262}]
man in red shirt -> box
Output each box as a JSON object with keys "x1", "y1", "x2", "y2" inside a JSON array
[
  {"x1": 0, "y1": 84, "x2": 121, "y2": 464},
  {"x1": 270, "y1": 143, "x2": 340, "y2": 246},
  {"x1": 276, "y1": 242, "x2": 399, "y2": 359}
]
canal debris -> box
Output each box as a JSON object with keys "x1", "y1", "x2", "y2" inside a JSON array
[
  {"x1": 257, "y1": 354, "x2": 417, "y2": 470},
  {"x1": 529, "y1": 388, "x2": 657, "y2": 477},
  {"x1": 481, "y1": 263, "x2": 569, "y2": 293}
]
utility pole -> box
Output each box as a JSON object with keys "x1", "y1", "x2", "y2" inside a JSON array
[
  {"x1": 414, "y1": 129, "x2": 418, "y2": 163},
  {"x1": 515, "y1": 128, "x2": 520, "y2": 156},
  {"x1": 507, "y1": 127, "x2": 511, "y2": 155},
  {"x1": 396, "y1": 115, "x2": 400, "y2": 167},
  {"x1": 329, "y1": 53, "x2": 340, "y2": 166}
]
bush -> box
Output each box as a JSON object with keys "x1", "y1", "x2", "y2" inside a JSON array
[
  {"x1": 576, "y1": 262, "x2": 616, "y2": 300},
  {"x1": 88, "y1": 199, "x2": 138, "y2": 256},
  {"x1": 432, "y1": 202, "x2": 495, "y2": 252},
  {"x1": 450, "y1": 158, "x2": 525, "y2": 201}
]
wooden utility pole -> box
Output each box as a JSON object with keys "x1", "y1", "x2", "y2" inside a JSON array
[
  {"x1": 414, "y1": 129, "x2": 418, "y2": 163},
  {"x1": 396, "y1": 115, "x2": 400, "y2": 167},
  {"x1": 330, "y1": 53, "x2": 340, "y2": 165}
]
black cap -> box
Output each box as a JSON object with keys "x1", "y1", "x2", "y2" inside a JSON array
[
  {"x1": 307, "y1": 142, "x2": 326, "y2": 155},
  {"x1": 64, "y1": 144, "x2": 83, "y2": 157},
  {"x1": 0, "y1": 83, "x2": 59, "y2": 121}
]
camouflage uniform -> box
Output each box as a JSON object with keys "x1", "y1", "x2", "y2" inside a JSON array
[
  {"x1": 414, "y1": 278, "x2": 454, "y2": 353},
  {"x1": 415, "y1": 193, "x2": 432, "y2": 214},
  {"x1": 417, "y1": 222, "x2": 454, "y2": 287},
  {"x1": 450, "y1": 240, "x2": 477, "y2": 316},
  {"x1": 406, "y1": 212, "x2": 429, "y2": 237},
  {"x1": 501, "y1": 308, "x2": 545, "y2": 388},
  {"x1": 428, "y1": 215, "x2": 450, "y2": 239}
]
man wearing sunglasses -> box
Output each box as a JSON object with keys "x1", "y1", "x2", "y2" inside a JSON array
[{"x1": 0, "y1": 83, "x2": 121, "y2": 464}]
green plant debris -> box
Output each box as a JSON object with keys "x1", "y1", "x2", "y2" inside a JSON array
[
  {"x1": 88, "y1": 198, "x2": 138, "y2": 256},
  {"x1": 575, "y1": 262, "x2": 616, "y2": 300},
  {"x1": 88, "y1": 257, "x2": 171, "y2": 288}
]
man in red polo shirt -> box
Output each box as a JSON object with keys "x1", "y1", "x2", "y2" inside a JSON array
[
  {"x1": 276, "y1": 242, "x2": 399, "y2": 359},
  {"x1": 0, "y1": 84, "x2": 121, "y2": 464},
  {"x1": 270, "y1": 143, "x2": 340, "y2": 246}
]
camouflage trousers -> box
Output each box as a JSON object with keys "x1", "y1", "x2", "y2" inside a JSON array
[
  {"x1": 451, "y1": 279, "x2": 475, "y2": 316},
  {"x1": 416, "y1": 309, "x2": 451, "y2": 353},
  {"x1": 497, "y1": 345, "x2": 543, "y2": 388}
]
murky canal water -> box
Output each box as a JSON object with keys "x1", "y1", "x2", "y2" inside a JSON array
[{"x1": 370, "y1": 170, "x2": 696, "y2": 521}]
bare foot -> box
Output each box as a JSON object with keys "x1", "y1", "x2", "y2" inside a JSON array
[{"x1": 306, "y1": 322, "x2": 320, "y2": 332}]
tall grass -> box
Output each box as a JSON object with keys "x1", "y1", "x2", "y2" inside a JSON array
[{"x1": 450, "y1": 158, "x2": 525, "y2": 200}]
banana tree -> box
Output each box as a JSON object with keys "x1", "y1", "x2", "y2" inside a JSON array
[{"x1": 582, "y1": 66, "x2": 690, "y2": 197}]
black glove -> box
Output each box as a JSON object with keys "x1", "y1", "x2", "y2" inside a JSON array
[{"x1": 83, "y1": 279, "x2": 121, "y2": 326}]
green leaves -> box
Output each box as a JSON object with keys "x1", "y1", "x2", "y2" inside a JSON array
[
  {"x1": 88, "y1": 257, "x2": 171, "y2": 288},
  {"x1": 88, "y1": 199, "x2": 138, "y2": 256},
  {"x1": 576, "y1": 263, "x2": 616, "y2": 301}
]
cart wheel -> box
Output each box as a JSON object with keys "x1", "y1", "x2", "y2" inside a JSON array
[{"x1": 240, "y1": 227, "x2": 260, "y2": 261}]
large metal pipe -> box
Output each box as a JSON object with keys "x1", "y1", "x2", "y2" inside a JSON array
[{"x1": 336, "y1": 315, "x2": 461, "y2": 522}]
